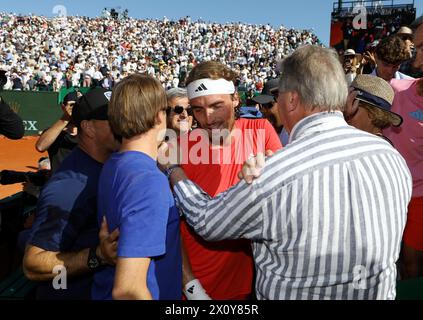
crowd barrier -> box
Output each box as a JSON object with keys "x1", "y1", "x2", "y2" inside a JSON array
[
  {"x1": 2, "y1": 87, "x2": 256, "y2": 136},
  {"x1": 1, "y1": 90, "x2": 62, "y2": 136}
]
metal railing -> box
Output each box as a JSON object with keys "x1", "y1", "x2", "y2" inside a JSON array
[{"x1": 333, "y1": 0, "x2": 415, "y2": 13}]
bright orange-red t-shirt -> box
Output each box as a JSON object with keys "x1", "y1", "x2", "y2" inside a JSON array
[{"x1": 180, "y1": 118, "x2": 283, "y2": 300}]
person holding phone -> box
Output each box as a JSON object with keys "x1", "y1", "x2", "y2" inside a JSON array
[{"x1": 36, "y1": 91, "x2": 80, "y2": 173}]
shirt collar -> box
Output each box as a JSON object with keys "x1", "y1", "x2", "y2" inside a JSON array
[
  {"x1": 289, "y1": 111, "x2": 347, "y2": 144},
  {"x1": 372, "y1": 68, "x2": 405, "y2": 80}
]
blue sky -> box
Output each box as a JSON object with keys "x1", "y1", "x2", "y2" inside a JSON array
[{"x1": 1, "y1": 0, "x2": 422, "y2": 45}]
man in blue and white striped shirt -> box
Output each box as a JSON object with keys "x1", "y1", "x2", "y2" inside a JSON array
[{"x1": 164, "y1": 45, "x2": 413, "y2": 300}]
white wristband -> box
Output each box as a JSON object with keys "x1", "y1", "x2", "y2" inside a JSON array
[{"x1": 183, "y1": 279, "x2": 212, "y2": 300}]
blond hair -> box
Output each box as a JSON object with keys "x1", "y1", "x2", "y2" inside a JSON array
[
  {"x1": 185, "y1": 61, "x2": 238, "y2": 86},
  {"x1": 109, "y1": 74, "x2": 167, "y2": 139}
]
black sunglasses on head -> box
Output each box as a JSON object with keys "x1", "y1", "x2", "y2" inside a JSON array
[{"x1": 167, "y1": 105, "x2": 193, "y2": 116}]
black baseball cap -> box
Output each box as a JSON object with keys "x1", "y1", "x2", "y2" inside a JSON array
[
  {"x1": 63, "y1": 91, "x2": 78, "y2": 105},
  {"x1": 252, "y1": 78, "x2": 280, "y2": 105},
  {"x1": 72, "y1": 88, "x2": 112, "y2": 126}
]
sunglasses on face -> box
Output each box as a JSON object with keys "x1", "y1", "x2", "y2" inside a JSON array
[
  {"x1": 261, "y1": 102, "x2": 275, "y2": 110},
  {"x1": 260, "y1": 91, "x2": 280, "y2": 110},
  {"x1": 167, "y1": 105, "x2": 193, "y2": 116},
  {"x1": 400, "y1": 35, "x2": 413, "y2": 42}
]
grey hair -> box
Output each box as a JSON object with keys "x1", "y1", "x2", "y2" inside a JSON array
[
  {"x1": 411, "y1": 15, "x2": 423, "y2": 30},
  {"x1": 278, "y1": 45, "x2": 348, "y2": 112},
  {"x1": 166, "y1": 87, "x2": 188, "y2": 102}
]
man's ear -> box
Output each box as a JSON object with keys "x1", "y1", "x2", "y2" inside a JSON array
[
  {"x1": 232, "y1": 92, "x2": 240, "y2": 109},
  {"x1": 80, "y1": 120, "x2": 95, "y2": 139},
  {"x1": 155, "y1": 110, "x2": 166, "y2": 126},
  {"x1": 286, "y1": 91, "x2": 301, "y2": 113}
]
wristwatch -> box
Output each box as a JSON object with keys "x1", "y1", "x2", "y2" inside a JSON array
[
  {"x1": 87, "y1": 246, "x2": 102, "y2": 271},
  {"x1": 164, "y1": 165, "x2": 180, "y2": 179}
]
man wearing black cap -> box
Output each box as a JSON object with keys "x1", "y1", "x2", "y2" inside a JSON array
[
  {"x1": 36, "y1": 91, "x2": 79, "y2": 173},
  {"x1": 23, "y1": 88, "x2": 120, "y2": 300},
  {"x1": 252, "y1": 78, "x2": 289, "y2": 145}
]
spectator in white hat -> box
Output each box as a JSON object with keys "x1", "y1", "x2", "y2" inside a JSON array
[{"x1": 343, "y1": 49, "x2": 360, "y2": 85}]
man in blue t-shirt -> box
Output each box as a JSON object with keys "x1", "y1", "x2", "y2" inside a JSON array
[
  {"x1": 23, "y1": 88, "x2": 120, "y2": 299},
  {"x1": 92, "y1": 74, "x2": 182, "y2": 300}
]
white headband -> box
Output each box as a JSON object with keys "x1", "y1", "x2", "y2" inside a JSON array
[{"x1": 187, "y1": 78, "x2": 236, "y2": 100}]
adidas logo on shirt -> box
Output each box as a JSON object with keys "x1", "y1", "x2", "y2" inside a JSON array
[
  {"x1": 410, "y1": 110, "x2": 423, "y2": 122},
  {"x1": 195, "y1": 84, "x2": 208, "y2": 93},
  {"x1": 187, "y1": 285, "x2": 195, "y2": 294}
]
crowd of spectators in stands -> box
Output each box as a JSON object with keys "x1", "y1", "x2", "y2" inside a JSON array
[
  {"x1": 334, "y1": 6, "x2": 416, "y2": 54},
  {"x1": 0, "y1": 13, "x2": 320, "y2": 93}
]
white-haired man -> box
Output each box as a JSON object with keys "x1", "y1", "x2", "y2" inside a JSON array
[{"x1": 166, "y1": 88, "x2": 193, "y2": 137}]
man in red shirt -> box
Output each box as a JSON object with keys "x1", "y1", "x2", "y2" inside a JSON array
[{"x1": 177, "y1": 61, "x2": 282, "y2": 300}]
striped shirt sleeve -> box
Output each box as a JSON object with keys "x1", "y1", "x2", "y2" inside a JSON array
[{"x1": 174, "y1": 178, "x2": 266, "y2": 241}]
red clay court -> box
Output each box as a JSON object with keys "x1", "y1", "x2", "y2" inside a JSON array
[{"x1": 0, "y1": 136, "x2": 47, "y2": 199}]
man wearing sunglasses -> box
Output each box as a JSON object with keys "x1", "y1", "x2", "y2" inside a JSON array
[
  {"x1": 252, "y1": 78, "x2": 290, "y2": 146},
  {"x1": 397, "y1": 26, "x2": 415, "y2": 59},
  {"x1": 166, "y1": 88, "x2": 193, "y2": 137},
  {"x1": 397, "y1": 26, "x2": 423, "y2": 79}
]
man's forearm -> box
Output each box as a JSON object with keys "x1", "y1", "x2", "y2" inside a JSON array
[
  {"x1": 113, "y1": 287, "x2": 153, "y2": 300},
  {"x1": 23, "y1": 245, "x2": 91, "y2": 281},
  {"x1": 113, "y1": 258, "x2": 152, "y2": 300},
  {"x1": 36, "y1": 118, "x2": 69, "y2": 152},
  {"x1": 172, "y1": 168, "x2": 264, "y2": 241}
]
